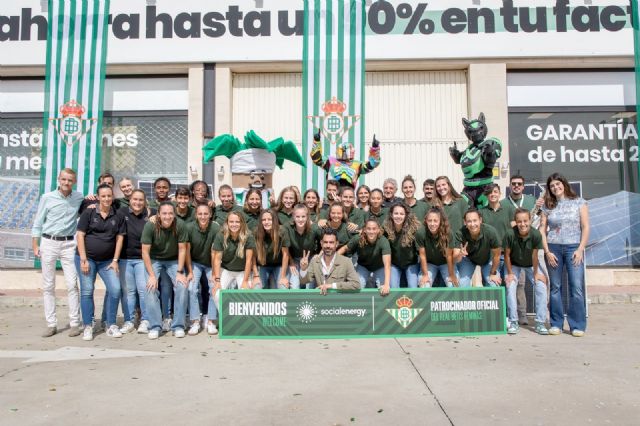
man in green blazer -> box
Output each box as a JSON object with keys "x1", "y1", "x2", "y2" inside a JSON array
[{"x1": 300, "y1": 228, "x2": 360, "y2": 294}]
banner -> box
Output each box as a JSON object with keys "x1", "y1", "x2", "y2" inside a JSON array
[
  {"x1": 302, "y1": 0, "x2": 365, "y2": 194},
  {"x1": 40, "y1": 0, "x2": 110, "y2": 195},
  {"x1": 219, "y1": 288, "x2": 506, "y2": 339}
]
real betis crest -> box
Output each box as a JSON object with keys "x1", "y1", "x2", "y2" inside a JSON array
[
  {"x1": 307, "y1": 97, "x2": 360, "y2": 144},
  {"x1": 386, "y1": 295, "x2": 423, "y2": 329},
  {"x1": 50, "y1": 99, "x2": 97, "y2": 146}
]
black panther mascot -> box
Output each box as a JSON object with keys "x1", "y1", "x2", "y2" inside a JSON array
[{"x1": 449, "y1": 113, "x2": 502, "y2": 208}]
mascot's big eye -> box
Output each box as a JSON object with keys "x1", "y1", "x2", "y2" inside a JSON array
[{"x1": 471, "y1": 121, "x2": 480, "y2": 129}]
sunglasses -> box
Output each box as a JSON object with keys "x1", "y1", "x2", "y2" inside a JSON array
[{"x1": 511, "y1": 182, "x2": 524, "y2": 187}]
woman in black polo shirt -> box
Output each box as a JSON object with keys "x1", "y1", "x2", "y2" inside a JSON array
[
  {"x1": 118, "y1": 189, "x2": 154, "y2": 334},
  {"x1": 338, "y1": 218, "x2": 391, "y2": 294},
  {"x1": 75, "y1": 183, "x2": 125, "y2": 341},
  {"x1": 253, "y1": 209, "x2": 291, "y2": 289}
]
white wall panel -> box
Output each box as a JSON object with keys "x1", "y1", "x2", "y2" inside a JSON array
[{"x1": 232, "y1": 71, "x2": 467, "y2": 196}]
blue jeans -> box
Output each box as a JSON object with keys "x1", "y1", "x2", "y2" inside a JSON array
[
  {"x1": 390, "y1": 263, "x2": 420, "y2": 288},
  {"x1": 355, "y1": 264, "x2": 385, "y2": 289},
  {"x1": 427, "y1": 263, "x2": 454, "y2": 288},
  {"x1": 144, "y1": 260, "x2": 188, "y2": 332},
  {"x1": 457, "y1": 257, "x2": 500, "y2": 288},
  {"x1": 120, "y1": 259, "x2": 147, "y2": 322},
  {"x1": 289, "y1": 258, "x2": 314, "y2": 289},
  {"x1": 259, "y1": 265, "x2": 282, "y2": 289},
  {"x1": 75, "y1": 256, "x2": 121, "y2": 327},
  {"x1": 190, "y1": 263, "x2": 218, "y2": 321},
  {"x1": 546, "y1": 243, "x2": 587, "y2": 332},
  {"x1": 159, "y1": 269, "x2": 172, "y2": 319},
  {"x1": 507, "y1": 266, "x2": 547, "y2": 324}
]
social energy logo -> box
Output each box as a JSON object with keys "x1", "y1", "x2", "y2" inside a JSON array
[
  {"x1": 386, "y1": 295, "x2": 423, "y2": 329},
  {"x1": 296, "y1": 301, "x2": 317, "y2": 323}
]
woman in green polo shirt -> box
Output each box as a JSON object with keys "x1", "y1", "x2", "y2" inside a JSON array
[
  {"x1": 383, "y1": 202, "x2": 427, "y2": 288},
  {"x1": 253, "y1": 209, "x2": 291, "y2": 289},
  {"x1": 141, "y1": 201, "x2": 189, "y2": 339},
  {"x1": 435, "y1": 175, "x2": 467, "y2": 234},
  {"x1": 303, "y1": 189, "x2": 321, "y2": 223},
  {"x1": 504, "y1": 208, "x2": 548, "y2": 335},
  {"x1": 322, "y1": 203, "x2": 358, "y2": 252},
  {"x1": 242, "y1": 188, "x2": 262, "y2": 232},
  {"x1": 275, "y1": 186, "x2": 299, "y2": 226},
  {"x1": 212, "y1": 211, "x2": 256, "y2": 311},
  {"x1": 368, "y1": 188, "x2": 388, "y2": 226},
  {"x1": 287, "y1": 204, "x2": 322, "y2": 289},
  {"x1": 338, "y1": 218, "x2": 391, "y2": 294},
  {"x1": 417, "y1": 207, "x2": 457, "y2": 287},
  {"x1": 402, "y1": 175, "x2": 429, "y2": 223},
  {"x1": 185, "y1": 204, "x2": 221, "y2": 336},
  {"x1": 356, "y1": 184, "x2": 371, "y2": 211},
  {"x1": 452, "y1": 209, "x2": 502, "y2": 288}
]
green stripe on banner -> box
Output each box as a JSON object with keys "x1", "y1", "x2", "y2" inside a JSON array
[
  {"x1": 40, "y1": 0, "x2": 110, "y2": 196},
  {"x1": 633, "y1": 0, "x2": 640, "y2": 186},
  {"x1": 302, "y1": 0, "x2": 365, "y2": 194}
]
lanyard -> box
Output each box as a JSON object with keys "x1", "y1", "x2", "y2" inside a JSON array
[{"x1": 509, "y1": 195, "x2": 524, "y2": 209}]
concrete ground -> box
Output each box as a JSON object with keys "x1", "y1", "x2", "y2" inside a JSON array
[{"x1": 0, "y1": 305, "x2": 638, "y2": 426}]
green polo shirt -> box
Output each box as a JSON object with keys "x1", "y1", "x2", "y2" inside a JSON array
[
  {"x1": 417, "y1": 230, "x2": 454, "y2": 266},
  {"x1": 116, "y1": 197, "x2": 130, "y2": 208},
  {"x1": 386, "y1": 225, "x2": 424, "y2": 268},
  {"x1": 319, "y1": 206, "x2": 366, "y2": 228},
  {"x1": 213, "y1": 204, "x2": 243, "y2": 226},
  {"x1": 406, "y1": 199, "x2": 429, "y2": 223},
  {"x1": 212, "y1": 232, "x2": 256, "y2": 272},
  {"x1": 286, "y1": 224, "x2": 322, "y2": 258},
  {"x1": 174, "y1": 204, "x2": 196, "y2": 224},
  {"x1": 500, "y1": 194, "x2": 537, "y2": 223},
  {"x1": 277, "y1": 210, "x2": 293, "y2": 227},
  {"x1": 308, "y1": 210, "x2": 319, "y2": 223},
  {"x1": 454, "y1": 223, "x2": 500, "y2": 266},
  {"x1": 366, "y1": 207, "x2": 388, "y2": 227},
  {"x1": 186, "y1": 221, "x2": 221, "y2": 267},
  {"x1": 258, "y1": 228, "x2": 291, "y2": 266},
  {"x1": 442, "y1": 198, "x2": 468, "y2": 235},
  {"x1": 345, "y1": 235, "x2": 391, "y2": 272},
  {"x1": 420, "y1": 197, "x2": 436, "y2": 210},
  {"x1": 503, "y1": 226, "x2": 543, "y2": 268},
  {"x1": 141, "y1": 221, "x2": 189, "y2": 261},
  {"x1": 480, "y1": 204, "x2": 511, "y2": 244},
  {"x1": 242, "y1": 210, "x2": 261, "y2": 232}
]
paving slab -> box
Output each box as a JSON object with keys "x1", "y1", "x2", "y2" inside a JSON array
[{"x1": 0, "y1": 305, "x2": 638, "y2": 425}]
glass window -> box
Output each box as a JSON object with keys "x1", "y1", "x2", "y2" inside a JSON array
[{"x1": 4, "y1": 247, "x2": 26, "y2": 260}]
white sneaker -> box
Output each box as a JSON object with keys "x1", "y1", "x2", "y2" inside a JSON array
[
  {"x1": 137, "y1": 320, "x2": 150, "y2": 334},
  {"x1": 107, "y1": 324, "x2": 123, "y2": 338},
  {"x1": 174, "y1": 328, "x2": 185, "y2": 338},
  {"x1": 207, "y1": 322, "x2": 218, "y2": 335},
  {"x1": 188, "y1": 322, "x2": 201, "y2": 336},
  {"x1": 120, "y1": 321, "x2": 135, "y2": 334},
  {"x1": 162, "y1": 318, "x2": 172, "y2": 332},
  {"x1": 148, "y1": 329, "x2": 159, "y2": 340},
  {"x1": 82, "y1": 325, "x2": 93, "y2": 341}
]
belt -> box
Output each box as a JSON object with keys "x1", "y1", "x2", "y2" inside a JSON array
[{"x1": 42, "y1": 234, "x2": 74, "y2": 241}]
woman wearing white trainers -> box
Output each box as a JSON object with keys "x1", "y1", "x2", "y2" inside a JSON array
[
  {"x1": 185, "y1": 204, "x2": 220, "y2": 336},
  {"x1": 75, "y1": 184, "x2": 126, "y2": 341},
  {"x1": 504, "y1": 208, "x2": 549, "y2": 335},
  {"x1": 540, "y1": 173, "x2": 590, "y2": 337},
  {"x1": 118, "y1": 189, "x2": 154, "y2": 335},
  {"x1": 212, "y1": 211, "x2": 256, "y2": 316},
  {"x1": 141, "y1": 202, "x2": 190, "y2": 339}
]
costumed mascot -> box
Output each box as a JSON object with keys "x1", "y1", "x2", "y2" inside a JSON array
[
  {"x1": 203, "y1": 130, "x2": 306, "y2": 208},
  {"x1": 310, "y1": 98, "x2": 381, "y2": 188},
  {"x1": 449, "y1": 112, "x2": 502, "y2": 208}
]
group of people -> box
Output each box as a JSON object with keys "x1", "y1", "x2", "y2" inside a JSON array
[{"x1": 32, "y1": 168, "x2": 589, "y2": 341}]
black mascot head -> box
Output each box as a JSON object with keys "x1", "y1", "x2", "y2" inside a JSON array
[{"x1": 462, "y1": 112, "x2": 488, "y2": 144}]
